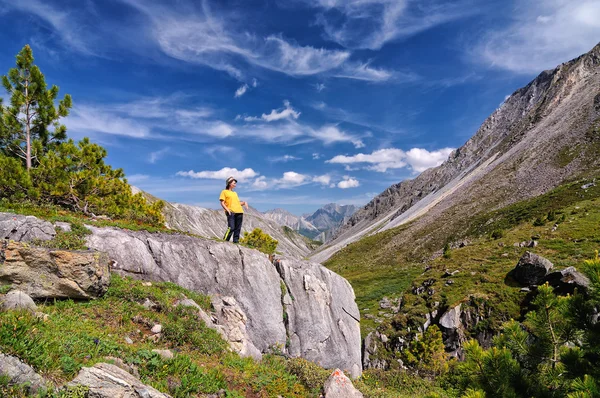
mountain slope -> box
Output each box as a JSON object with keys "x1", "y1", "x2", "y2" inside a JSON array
[{"x1": 311, "y1": 42, "x2": 600, "y2": 264}]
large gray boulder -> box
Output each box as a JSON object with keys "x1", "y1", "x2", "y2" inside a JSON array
[
  {"x1": 68, "y1": 362, "x2": 170, "y2": 398},
  {"x1": 85, "y1": 226, "x2": 362, "y2": 376},
  {"x1": 438, "y1": 304, "x2": 464, "y2": 356},
  {"x1": 0, "y1": 241, "x2": 110, "y2": 299},
  {"x1": 0, "y1": 352, "x2": 47, "y2": 394},
  {"x1": 513, "y1": 251, "x2": 554, "y2": 286},
  {"x1": 276, "y1": 258, "x2": 362, "y2": 378},
  {"x1": 0, "y1": 213, "x2": 55, "y2": 242}
]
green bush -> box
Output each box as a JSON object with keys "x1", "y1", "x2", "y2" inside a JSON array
[
  {"x1": 533, "y1": 217, "x2": 545, "y2": 226},
  {"x1": 240, "y1": 228, "x2": 278, "y2": 255},
  {"x1": 491, "y1": 229, "x2": 504, "y2": 239}
]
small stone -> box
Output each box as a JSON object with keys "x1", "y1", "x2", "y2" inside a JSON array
[
  {"x1": 501, "y1": 253, "x2": 509, "y2": 257},
  {"x1": 141, "y1": 282, "x2": 153, "y2": 287},
  {"x1": 152, "y1": 349, "x2": 174, "y2": 360},
  {"x1": 142, "y1": 298, "x2": 158, "y2": 310},
  {"x1": 151, "y1": 324, "x2": 162, "y2": 334},
  {"x1": 520, "y1": 287, "x2": 531, "y2": 293},
  {"x1": 125, "y1": 336, "x2": 133, "y2": 344},
  {"x1": 34, "y1": 312, "x2": 49, "y2": 321}
]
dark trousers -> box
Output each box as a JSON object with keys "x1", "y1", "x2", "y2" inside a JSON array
[{"x1": 224, "y1": 213, "x2": 243, "y2": 243}]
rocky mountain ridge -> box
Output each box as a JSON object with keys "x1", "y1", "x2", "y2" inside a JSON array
[
  {"x1": 311, "y1": 41, "x2": 600, "y2": 264},
  {"x1": 264, "y1": 203, "x2": 358, "y2": 242}
]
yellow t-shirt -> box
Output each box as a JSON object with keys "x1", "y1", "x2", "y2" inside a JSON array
[{"x1": 219, "y1": 189, "x2": 244, "y2": 213}]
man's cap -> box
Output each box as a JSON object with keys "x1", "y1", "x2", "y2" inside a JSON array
[{"x1": 226, "y1": 176, "x2": 237, "y2": 185}]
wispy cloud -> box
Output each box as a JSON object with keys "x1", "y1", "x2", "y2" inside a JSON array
[
  {"x1": 148, "y1": 147, "x2": 170, "y2": 163},
  {"x1": 473, "y1": 0, "x2": 600, "y2": 73},
  {"x1": 268, "y1": 155, "x2": 302, "y2": 163},
  {"x1": 177, "y1": 167, "x2": 258, "y2": 180},
  {"x1": 66, "y1": 105, "x2": 152, "y2": 138},
  {"x1": 2, "y1": 0, "x2": 97, "y2": 55},
  {"x1": 304, "y1": 0, "x2": 478, "y2": 50},
  {"x1": 314, "y1": 83, "x2": 326, "y2": 92},
  {"x1": 327, "y1": 147, "x2": 454, "y2": 173},
  {"x1": 240, "y1": 100, "x2": 301, "y2": 122},
  {"x1": 234, "y1": 84, "x2": 249, "y2": 98},
  {"x1": 312, "y1": 174, "x2": 331, "y2": 185}
]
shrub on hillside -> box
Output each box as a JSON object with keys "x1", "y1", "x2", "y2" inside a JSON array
[
  {"x1": 491, "y1": 229, "x2": 504, "y2": 239},
  {"x1": 240, "y1": 228, "x2": 278, "y2": 255}
]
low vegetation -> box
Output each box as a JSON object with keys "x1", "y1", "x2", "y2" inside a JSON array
[{"x1": 240, "y1": 227, "x2": 279, "y2": 255}]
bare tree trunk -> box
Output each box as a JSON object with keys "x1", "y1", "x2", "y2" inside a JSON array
[{"x1": 25, "y1": 77, "x2": 31, "y2": 171}]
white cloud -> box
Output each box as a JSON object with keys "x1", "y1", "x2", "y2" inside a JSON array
[
  {"x1": 307, "y1": 0, "x2": 477, "y2": 50},
  {"x1": 3, "y1": 0, "x2": 97, "y2": 55},
  {"x1": 311, "y1": 125, "x2": 364, "y2": 148},
  {"x1": 313, "y1": 174, "x2": 331, "y2": 185},
  {"x1": 177, "y1": 167, "x2": 258, "y2": 180},
  {"x1": 474, "y1": 0, "x2": 600, "y2": 73},
  {"x1": 148, "y1": 147, "x2": 170, "y2": 163},
  {"x1": 334, "y1": 61, "x2": 394, "y2": 82},
  {"x1": 281, "y1": 171, "x2": 308, "y2": 185},
  {"x1": 252, "y1": 176, "x2": 269, "y2": 190},
  {"x1": 269, "y1": 155, "x2": 301, "y2": 163},
  {"x1": 404, "y1": 147, "x2": 454, "y2": 172},
  {"x1": 66, "y1": 105, "x2": 151, "y2": 138},
  {"x1": 312, "y1": 153, "x2": 322, "y2": 159},
  {"x1": 252, "y1": 78, "x2": 258, "y2": 87},
  {"x1": 315, "y1": 83, "x2": 326, "y2": 92},
  {"x1": 327, "y1": 147, "x2": 454, "y2": 172},
  {"x1": 337, "y1": 176, "x2": 360, "y2": 189},
  {"x1": 242, "y1": 100, "x2": 301, "y2": 122},
  {"x1": 234, "y1": 84, "x2": 249, "y2": 98}
]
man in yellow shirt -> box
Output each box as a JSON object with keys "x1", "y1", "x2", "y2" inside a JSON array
[{"x1": 220, "y1": 176, "x2": 249, "y2": 243}]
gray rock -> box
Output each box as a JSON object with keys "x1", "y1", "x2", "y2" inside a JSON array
[
  {"x1": 211, "y1": 295, "x2": 262, "y2": 360},
  {"x1": 0, "y1": 352, "x2": 47, "y2": 393},
  {"x1": 379, "y1": 297, "x2": 391, "y2": 309},
  {"x1": 0, "y1": 213, "x2": 56, "y2": 242},
  {"x1": 439, "y1": 304, "x2": 464, "y2": 355},
  {"x1": 152, "y1": 349, "x2": 174, "y2": 360},
  {"x1": 362, "y1": 332, "x2": 389, "y2": 370},
  {"x1": 1, "y1": 290, "x2": 37, "y2": 311},
  {"x1": 68, "y1": 362, "x2": 170, "y2": 398},
  {"x1": 151, "y1": 324, "x2": 162, "y2": 334},
  {"x1": 275, "y1": 258, "x2": 362, "y2": 378},
  {"x1": 54, "y1": 222, "x2": 72, "y2": 232},
  {"x1": 124, "y1": 336, "x2": 133, "y2": 344},
  {"x1": 0, "y1": 241, "x2": 110, "y2": 299},
  {"x1": 85, "y1": 225, "x2": 361, "y2": 375},
  {"x1": 544, "y1": 266, "x2": 591, "y2": 295},
  {"x1": 323, "y1": 369, "x2": 363, "y2": 398},
  {"x1": 513, "y1": 251, "x2": 554, "y2": 285}
]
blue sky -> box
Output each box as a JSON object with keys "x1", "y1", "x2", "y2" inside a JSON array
[{"x1": 1, "y1": 0, "x2": 599, "y2": 215}]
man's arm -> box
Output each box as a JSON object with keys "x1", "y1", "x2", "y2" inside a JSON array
[{"x1": 220, "y1": 199, "x2": 231, "y2": 215}]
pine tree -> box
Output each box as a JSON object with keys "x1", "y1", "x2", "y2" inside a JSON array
[{"x1": 0, "y1": 44, "x2": 72, "y2": 170}]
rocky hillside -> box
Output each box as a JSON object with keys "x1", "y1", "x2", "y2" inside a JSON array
[
  {"x1": 311, "y1": 41, "x2": 600, "y2": 264},
  {"x1": 0, "y1": 212, "x2": 362, "y2": 379}
]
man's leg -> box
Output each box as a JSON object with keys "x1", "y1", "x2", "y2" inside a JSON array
[
  {"x1": 224, "y1": 213, "x2": 235, "y2": 241},
  {"x1": 232, "y1": 213, "x2": 244, "y2": 243}
]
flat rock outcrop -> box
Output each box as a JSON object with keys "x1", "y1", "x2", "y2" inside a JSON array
[
  {"x1": 0, "y1": 241, "x2": 110, "y2": 299},
  {"x1": 68, "y1": 362, "x2": 170, "y2": 398},
  {"x1": 0, "y1": 213, "x2": 55, "y2": 242},
  {"x1": 0, "y1": 352, "x2": 47, "y2": 393},
  {"x1": 84, "y1": 225, "x2": 362, "y2": 376}
]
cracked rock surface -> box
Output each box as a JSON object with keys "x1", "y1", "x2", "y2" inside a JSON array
[
  {"x1": 0, "y1": 213, "x2": 56, "y2": 242},
  {"x1": 85, "y1": 225, "x2": 362, "y2": 376}
]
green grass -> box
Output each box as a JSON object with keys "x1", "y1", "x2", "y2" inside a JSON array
[{"x1": 325, "y1": 177, "x2": 600, "y2": 338}]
